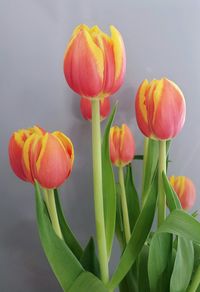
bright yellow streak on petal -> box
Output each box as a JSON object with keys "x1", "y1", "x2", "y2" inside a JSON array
[
  {"x1": 177, "y1": 176, "x2": 185, "y2": 198},
  {"x1": 36, "y1": 133, "x2": 48, "y2": 172},
  {"x1": 150, "y1": 79, "x2": 164, "y2": 124},
  {"x1": 169, "y1": 175, "x2": 175, "y2": 187},
  {"x1": 138, "y1": 79, "x2": 149, "y2": 123},
  {"x1": 110, "y1": 25, "x2": 124, "y2": 80},
  {"x1": 22, "y1": 134, "x2": 36, "y2": 173},
  {"x1": 52, "y1": 131, "x2": 74, "y2": 166}
]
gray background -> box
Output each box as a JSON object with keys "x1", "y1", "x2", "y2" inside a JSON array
[{"x1": 1, "y1": 0, "x2": 200, "y2": 291}]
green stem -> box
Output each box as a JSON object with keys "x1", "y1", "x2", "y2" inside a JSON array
[
  {"x1": 91, "y1": 99, "x2": 109, "y2": 284},
  {"x1": 157, "y1": 140, "x2": 166, "y2": 227},
  {"x1": 141, "y1": 137, "x2": 149, "y2": 206},
  {"x1": 47, "y1": 189, "x2": 63, "y2": 239},
  {"x1": 118, "y1": 167, "x2": 131, "y2": 243},
  {"x1": 188, "y1": 265, "x2": 200, "y2": 292},
  {"x1": 43, "y1": 189, "x2": 49, "y2": 210}
]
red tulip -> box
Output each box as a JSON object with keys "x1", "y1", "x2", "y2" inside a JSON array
[
  {"x1": 170, "y1": 176, "x2": 196, "y2": 210},
  {"x1": 8, "y1": 126, "x2": 74, "y2": 189},
  {"x1": 80, "y1": 97, "x2": 110, "y2": 121},
  {"x1": 135, "y1": 78, "x2": 186, "y2": 140},
  {"x1": 109, "y1": 124, "x2": 135, "y2": 167},
  {"x1": 64, "y1": 24, "x2": 126, "y2": 99}
]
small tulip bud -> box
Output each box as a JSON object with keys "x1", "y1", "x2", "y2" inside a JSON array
[
  {"x1": 135, "y1": 78, "x2": 186, "y2": 140},
  {"x1": 80, "y1": 97, "x2": 110, "y2": 121},
  {"x1": 109, "y1": 124, "x2": 135, "y2": 167},
  {"x1": 64, "y1": 24, "x2": 126, "y2": 99},
  {"x1": 170, "y1": 176, "x2": 196, "y2": 210}
]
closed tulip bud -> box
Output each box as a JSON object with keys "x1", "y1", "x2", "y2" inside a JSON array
[
  {"x1": 109, "y1": 124, "x2": 135, "y2": 167},
  {"x1": 8, "y1": 126, "x2": 44, "y2": 182},
  {"x1": 64, "y1": 24, "x2": 126, "y2": 99},
  {"x1": 80, "y1": 97, "x2": 110, "y2": 121},
  {"x1": 135, "y1": 78, "x2": 186, "y2": 140},
  {"x1": 170, "y1": 176, "x2": 196, "y2": 210}
]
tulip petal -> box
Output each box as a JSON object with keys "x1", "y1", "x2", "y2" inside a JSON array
[{"x1": 64, "y1": 26, "x2": 104, "y2": 97}]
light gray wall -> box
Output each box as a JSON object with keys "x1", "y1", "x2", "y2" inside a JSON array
[{"x1": 1, "y1": 0, "x2": 200, "y2": 291}]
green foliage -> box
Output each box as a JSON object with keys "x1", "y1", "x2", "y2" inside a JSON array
[
  {"x1": 102, "y1": 104, "x2": 117, "y2": 259},
  {"x1": 54, "y1": 189, "x2": 83, "y2": 260},
  {"x1": 80, "y1": 238, "x2": 100, "y2": 277}
]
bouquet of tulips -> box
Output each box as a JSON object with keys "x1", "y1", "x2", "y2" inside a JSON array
[{"x1": 8, "y1": 24, "x2": 200, "y2": 292}]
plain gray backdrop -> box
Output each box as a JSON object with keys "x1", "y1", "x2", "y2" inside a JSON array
[{"x1": 1, "y1": 0, "x2": 200, "y2": 291}]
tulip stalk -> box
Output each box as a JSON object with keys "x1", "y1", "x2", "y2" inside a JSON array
[
  {"x1": 44, "y1": 188, "x2": 63, "y2": 239},
  {"x1": 118, "y1": 166, "x2": 131, "y2": 243},
  {"x1": 158, "y1": 140, "x2": 166, "y2": 227},
  {"x1": 141, "y1": 137, "x2": 149, "y2": 206},
  {"x1": 91, "y1": 99, "x2": 109, "y2": 284}
]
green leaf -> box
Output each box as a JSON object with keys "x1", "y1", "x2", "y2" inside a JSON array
[
  {"x1": 157, "y1": 210, "x2": 200, "y2": 244},
  {"x1": 148, "y1": 233, "x2": 172, "y2": 292},
  {"x1": 115, "y1": 183, "x2": 126, "y2": 250},
  {"x1": 102, "y1": 104, "x2": 117, "y2": 259},
  {"x1": 138, "y1": 244, "x2": 150, "y2": 292},
  {"x1": 80, "y1": 237, "x2": 100, "y2": 277},
  {"x1": 108, "y1": 174, "x2": 158, "y2": 290},
  {"x1": 34, "y1": 182, "x2": 83, "y2": 291},
  {"x1": 134, "y1": 155, "x2": 143, "y2": 160},
  {"x1": 54, "y1": 189, "x2": 83, "y2": 260},
  {"x1": 68, "y1": 272, "x2": 108, "y2": 292},
  {"x1": 125, "y1": 164, "x2": 140, "y2": 231},
  {"x1": 170, "y1": 238, "x2": 194, "y2": 292}
]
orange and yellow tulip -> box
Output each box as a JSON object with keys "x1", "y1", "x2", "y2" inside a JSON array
[
  {"x1": 80, "y1": 97, "x2": 110, "y2": 121},
  {"x1": 8, "y1": 126, "x2": 74, "y2": 189},
  {"x1": 109, "y1": 124, "x2": 135, "y2": 167},
  {"x1": 64, "y1": 24, "x2": 126, "y2": 99},
  {"x1": 135, "y1": 78, "x2": 186, "y2": 140},
  {"x1": 170, "y1": 176, "x2": 196, "y2": 210}
]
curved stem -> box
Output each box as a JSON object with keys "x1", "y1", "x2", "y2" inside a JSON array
[
  {"x1": 43, "y1": 188, "x2": 49, "y2": 210},
  {"x1": 141, "y1": 137, "x2": 149, "y2": 206},
  {"x1": 118, "y1": 166, "x2": 131, "y2": 243},
  {"x1": 188, "y1": 265, "x2": 200, "y2": 292},
  {"x1": 157, "y1": 140, "x2": 166, "y2": 227},
  {"x1": 91, "y1": 99, "x2": 109, "y2": 284},
  {"x1": 47, "y1": 189, "x2": 63, "y2": 239}
]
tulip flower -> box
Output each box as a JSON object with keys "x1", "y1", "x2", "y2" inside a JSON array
[
  {"x1": 64, "y1": 24, "x2": 126, "y2": 99},
  {"x1": 80, "y1": 97, "x2": 110, "y2": 121},
  {"x1": 170, "y1": 176, "x2": 196, "y2": 210},
  {"x1": 8, "y1": 126, "x2": 74, "y2": 189},
  {"x1": 135, "y1": 78, "x2": 186, "y2": 140},
  {"x1": 109, "y1": 124, "x2": 135, "y2": 167}
]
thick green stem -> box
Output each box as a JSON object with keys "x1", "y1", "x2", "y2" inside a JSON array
[
  {"x1": 43, "y1": 189, "x2": 49, "y2": 209},
  {"x1": 141, "y1": 137, "x2": 149, "y2": 206},
  {"x1": 47, "y1": 189, "x2": 63, "y2": 239},
  {"x1": 91, "y1": 99, "x2": 109, "y2": 284},
  {"x1": 188, "y1": 265, "x2": 200, "y2": 292},
  {"x1": 118, "y1": 167, "x2": 131, "y2": 243},
  {"x1": 157, "y1": 140, "x2": 166, "y2": 227}
]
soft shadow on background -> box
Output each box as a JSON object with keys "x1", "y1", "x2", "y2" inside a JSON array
[{"x1": 0, "y1": 0, "x2": 200, "y2": 291}]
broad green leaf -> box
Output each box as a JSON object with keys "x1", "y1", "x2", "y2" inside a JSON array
[
  {"x1": 148, "y1": 233, "x2": 172, "y2": 292},
  {"x1": 138, "y1": 244, "x2": 150, "y2": 292},
  {"x1": 102, "y1": 104, "x2": 117, "y2": 259},
  {"x1": 157, "y1": 210, "x2": 200, "y2": 245},
  {"x1": 68, "y1": 272, "x2": 108, "y2": 292},
  {"x1": 125, "y1": 164, "x2": 140, "y2": 231},
  {"x1": 54, "y1": 189, "x2": 83, "y2": 260},
  {"x1": 35, "y1": 182, "x2": 83, "y2": 291},
  {"x1": 108, "y1": 174, "x2": 158, "y2": 290},
  {"x1": 115, "y1": 183, "x2": 126, "y2": 250},
  {"x1": 80, "y1": 237, "x2": 100, "y2": 277},
  {"x1": 119, "y1": 270, "x2": 138, "y2": 292},
  {"x1": 170, "y1": 238, "x2": 194, "y2": 292}
]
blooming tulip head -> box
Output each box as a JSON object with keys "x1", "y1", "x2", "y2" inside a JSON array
[
  {"x1": 170, "y1": 176, "x2": 196, "y2": 210},
  {"x1": 64, "y1": 24, "x2": 126, "y2": 99},
  {"x1": 8, "y1": 126, "x2": 74, "y2": 189},
  {"x1": 135, "y1": 78, "x2": 186, "y2": 140},
  {"x1": 80, "y1": 97, "x2": 110, "y2": 121},
  {"x1": 109, "y1": 124, "x2": 135, "y2": 167}
]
